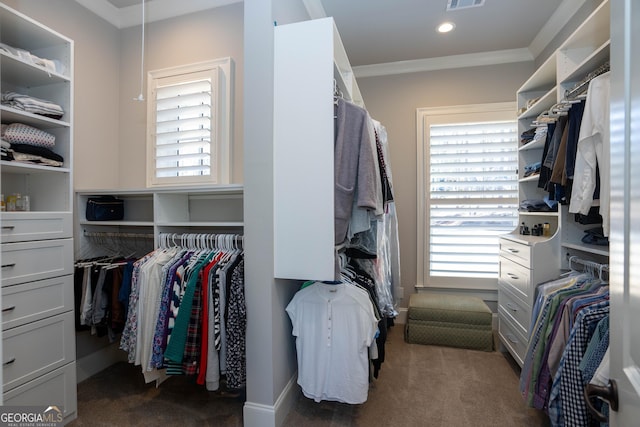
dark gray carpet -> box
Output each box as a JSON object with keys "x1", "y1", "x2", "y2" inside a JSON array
[{"x1": 70, "y1": 326, "x2": 549, "y2": 426}]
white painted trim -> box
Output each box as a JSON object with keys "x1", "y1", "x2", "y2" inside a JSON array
[
  {"x1": 528, "y1": 0, "x2": 589, "y2": 58},
  {"x1": 353, "y1": 48, "x2": 533, "y2": 78},
  {"x1": 74, "y1": 0, "x2": 242, "y2": 28},
  {"x1": 75, "y1": 343, "x2": 127, "y2": 383},
  {"x1": 243, "y1": 374, "x2": 299, "y2": 427},
  {"x1": 75, "y1": 0, "x2": 121, "y2": 27},
  {"x1": 396, "y1": 307, "x2": 408, "y2": 325},
  {"x1": 301, "y1": 0, "x2": 327, "y2": 20}
]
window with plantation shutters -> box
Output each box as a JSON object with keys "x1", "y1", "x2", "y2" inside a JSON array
[
  {"x1": 147, "y1": 59, "x2": 233, "y2": 186},
  {"x1": 155, "y1": 77, "x2": 214, "y2": 178},
  {"x1": 417, "y1": 103, "x2": 518, "y2": 289}
]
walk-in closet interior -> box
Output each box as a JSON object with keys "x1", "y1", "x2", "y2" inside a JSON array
[{"x1": 2, "y1": 0, "x2": 639, "y2": 426}]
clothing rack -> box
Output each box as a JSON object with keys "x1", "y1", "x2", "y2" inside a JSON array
[
  {"x1": 564, "y1": 61, "x2": 610, "y2": 100},
  {"x1": 568, "y1": 255, "x2": 609, "y2": 281}
]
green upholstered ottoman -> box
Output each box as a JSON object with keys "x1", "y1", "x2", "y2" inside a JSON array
[{"x1": 405, "y1": 293, "x2": 494, "y2": 351}]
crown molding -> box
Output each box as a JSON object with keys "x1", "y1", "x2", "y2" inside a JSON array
[
  {"x1": 302, "y1": 0, "x2": 327, "y2": 19},
  {"x1": 353, "y1": 48, "x2": 533, "y2": 78},
  {"x1": 74, "y1": 0, "x2": 242, "y2": 29},
  {"x1": 528, "y1": 0, "x2": 588, "y2": 58}
]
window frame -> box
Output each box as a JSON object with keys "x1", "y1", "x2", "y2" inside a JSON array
[
  {"x1": 416, "y1": 102, "x2": 517, "y2": 291},
  {"x1": 146, "y1": 58, "x2": 233, "y2": 187}
]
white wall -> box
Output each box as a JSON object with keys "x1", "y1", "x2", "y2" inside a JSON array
[
  {"x1": 242, "y1": 2, "x2": 311, "y2": 426},
  {"x1": 118, "y1": 3, "x2": 244, "y2": 188},
  {"x1": 5, "y1": 0, "x2": 121, "y2": 190},
  {"x1": 357, "y1": 61, "x2": 536, "y2": 308}
]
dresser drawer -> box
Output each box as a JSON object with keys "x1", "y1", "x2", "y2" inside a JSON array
[
  {"x1": 498, "y1": 312, "x2": 528, "y2": 367},
  {"x1": 499, "y1": 238, "x2": 531, "y2": 268},
  {"x1": 499, "y1": 256, "x2": 531, "y2": 302},
  {"x1": 498, "y1": 280, "x2": 532, "y2": 333},
  {"x1": 2, "y1": 276, "x2": 73, "y2": 330},
  {"x1": 3, "y1": 362, "x2": 77, "y2": 422},
  {"x1": 3, "y1": 311, "x2": 75, "y2": 391},
  {"x1": 1, "y1": 238, "x2": 73, "y2": 287},
  {"x1": 1, "y1": 212, "x2": 73, "y2": 243}
]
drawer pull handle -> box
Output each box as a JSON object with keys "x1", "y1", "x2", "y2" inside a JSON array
[
  {"x1": 506, "y1": 303, "x2": 518, "y2": 312},
  {"x1": 1, "y1": 263, "x2": 16, "y2": 269},
  {"x1": 506, "y1": 334, "x2": 519, "y2": 344},
  {"x1": 3, "y1": 357, "x2": 16, "y2": 366},
  {"x1": 507, "y1": 273, "x2": 519, "y2": 280},
  {"x1": 507, "y1": 248, "x2": 519, "y2": 253},
  {"x1": 2, "y1": 306, "x2": 15, "y2": 313},
  {"x1": 1, "y1": 226, "x2": 15, "y2": 230}
]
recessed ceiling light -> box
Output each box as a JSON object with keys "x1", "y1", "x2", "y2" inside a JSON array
[{"x1": 437, "y1": 22, "x2": 456, "y2": 33}]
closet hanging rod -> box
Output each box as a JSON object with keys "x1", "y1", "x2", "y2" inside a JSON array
[
  {"x1": 158, "y1": 232, "x2": 244, "y2": 250},
  {"x1": 564, "y1": 61, "x2": 610, "y2": 100},
  {"x1": 567, "y1": 255, "x2": 609, "y2": 280},
  {"x1": 83, "y1": 231, "x2": 154, "y2": 239}
]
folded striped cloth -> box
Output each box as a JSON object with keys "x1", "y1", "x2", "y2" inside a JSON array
[{"x1": 1, "y1": 92, "x2": 64, "y2": 119}]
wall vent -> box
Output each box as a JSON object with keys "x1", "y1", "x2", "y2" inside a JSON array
[{"x1": 446, "y1": 0, "x2": 485, "y2": 11}]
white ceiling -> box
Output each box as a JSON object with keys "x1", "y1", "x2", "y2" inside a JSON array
[{"x1": 74, "y1": 0, "x2": 588, "y2": 76}]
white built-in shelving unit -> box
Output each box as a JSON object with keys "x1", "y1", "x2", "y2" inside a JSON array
[
  {"x1": 499, "y1": 0, "x2": 610, "y2": 366},
  {"x1": 0, "y1": 2, "x2": 76, "y2": 421}
]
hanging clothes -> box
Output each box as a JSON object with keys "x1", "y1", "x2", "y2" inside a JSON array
[
  {"x1": 286, "y1": 281, "x2": 379, "y2": 404},
  {"x1": 569, "y1": 71, "x2": 611, "y2": 237},
  {"x1": 519, "y1": 264, "x2": 610, "y2": 427},
  {"x1": 115, "y1": 234, "x2": 245, "y2": 390}
]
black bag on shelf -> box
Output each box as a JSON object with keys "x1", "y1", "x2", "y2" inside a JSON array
[{"x1": 86, "y1": 196, "x2": 124, "y2": 221}]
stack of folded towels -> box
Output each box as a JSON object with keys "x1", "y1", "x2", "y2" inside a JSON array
[{"x1": 1, "y1": 123, "x2": 64, "y2": 167}]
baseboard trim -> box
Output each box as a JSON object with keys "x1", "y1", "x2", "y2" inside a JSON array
[
  {"x1": 243, "y1": 373, "x2": 299, "y2": 427},
  {"x1": 396, "y1": 307, "x2": 408, "y2": 324},
  {"x1": 76, "y1": 343, "x2": 127, "y2": 383}
]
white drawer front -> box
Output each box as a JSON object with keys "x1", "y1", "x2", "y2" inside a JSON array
[
  {"x1": 1, "y1": 239, "x2": 73, "y2": 287},
  {"x1": 3, "y1": 311, "x2": 75, "y2": 391},
  {"x1": 1, "y1": 212, "x2": 72, "y2": 243},
  {"x1": 2, "y1": 276, "x2": 73, "y2": 330},
  {"x1": 498, "y1": 280, "x2": 531, "y2": 333},
  {"x1": 3, "y1": 362, "x2": 77, "y2": 422},
  {"x1": 499, "y1": 256, "x2": 531, "y2": 301},
  {"x1": 499, "y1": 238, "x2": 531, "y2": 268},
  {"x1": 499, "y1": 313, "x2": 528, "y2": 367}
]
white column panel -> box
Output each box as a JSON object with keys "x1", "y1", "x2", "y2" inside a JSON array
[{"x1": 273, "y1": 18, "x2": 336, "y2": 280}]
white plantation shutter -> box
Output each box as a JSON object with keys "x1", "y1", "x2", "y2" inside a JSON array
[
  {"x1": 155, "y1": 76, "x2": 214, "y2": 178},
  {"x1": 428, "y1": 119, "x2": 518, "y2": 279}
]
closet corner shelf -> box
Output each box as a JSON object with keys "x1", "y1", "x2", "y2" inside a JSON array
[
  {"x1": 518, "y1": 211, "x2": 559, "y2": 217},
  {"x1": 558, "y1": 40, "x2": 610, "y2": 85},
  {"x1": 153, "y1": 183, "x2": 244, "y2": 196},
  {"x1": 519, "y1": 175, "x2": 540, "y2": 183},
  {"x1": 517, "y1": 86, "x2": 557, "y2": 121},
  {"x1": 0, "y1": 160, "x2": 70, "y2": 174},
  {"x1": 1, "y1": 50, "x2": 71, "y2": 85},
  {"x1": 562, "y1": 242, "x2": 609, "y2": 257},
  {"x1": 519, "y1": 138, "x2": 546, "y2": 152},
  {"x1": 0, "y1": 105, "x2": 71, "y2": 128},
  {"x1": 156, "y1": 221, "x2": 244, "y2": 228},
  {"x1": 79, "y1": 220, "x2": 153, "y2": 227},
  {"x1": 501, "y1": 232, "x2": 556, "y2": 246}
]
